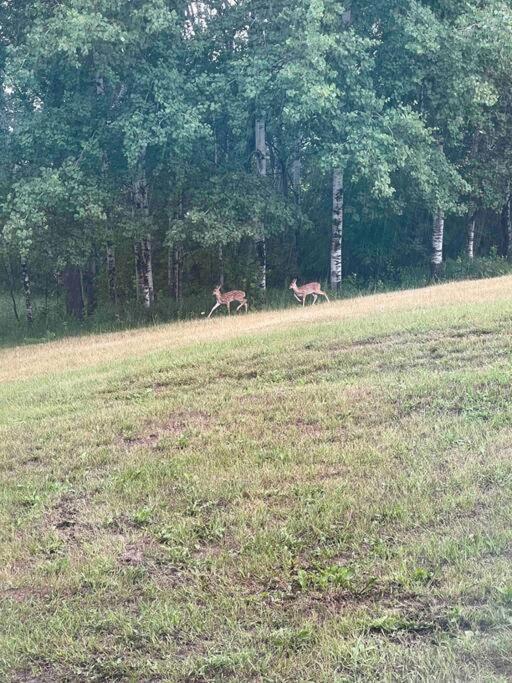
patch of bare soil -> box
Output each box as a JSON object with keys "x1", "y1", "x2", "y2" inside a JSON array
[
  {"x1": 121, "y1": 410, "x2": 211, "y2": 449},
  {"x1": 119, "y1": 535, "x2": 159, "y2": 566},
  {"x1": 0, "y1": 586, "x2": 52, "y2": 603},
  {"x1": 45, "y1": 493, "x2": 95, "y2": 544},
  {"x1": 10, "y1": 665, "x2": 60, "y2": 683},
  {"x1": 118, "y1": 535, "x2": 190, "y2": 591}
]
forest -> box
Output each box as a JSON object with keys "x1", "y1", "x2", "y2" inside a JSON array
[{"x1": 2, "y1": 0, "x2": 512, "y2": 338}]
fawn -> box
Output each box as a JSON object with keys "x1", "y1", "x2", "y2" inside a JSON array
[
  {"x1": 208, "y1": 285, "x2": 248, "y2": 318},
  {"x1": 289, "y1": 279, "x2": 330, "y2": 305}
]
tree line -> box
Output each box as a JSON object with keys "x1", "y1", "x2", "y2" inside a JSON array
[{"x1": 2, "y1": 0, "x2": 512, "y2": 326}]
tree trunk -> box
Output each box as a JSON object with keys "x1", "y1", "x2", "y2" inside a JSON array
[
  {"x1": 133, "y1": 158, "x2": 154, "y2": 308},
  {"x1": 255, "y1": 117, "x2": 267, "y2": 176},
  {"x1": 170, "y1": 244, "x2": 183, "y2": 302},
  {"x1": 142, "y1": 236, "x2": 154, "y2": 303},
  {"x1": 330, "y1": 168, "x2": 343, "y2": 292},
  {"x1": 2, "y1": 253, "x2": 19, "y2": 322},
  {"x1": 286, "y1": 157, "x2": 301, "y2": 280},
  {"x1": 218, "y1": 244, "x2": 225, "y2": 287},
  {"x1": 20, "y1": 257, "x2": 33, "y2": 324},
  {"x1": 431, "y1": 207, "x2": 445, "y2": 279},
  {"x1": 134, "y1": 242, "x2": 140, "y2": 301},
  {"x1": 106, "y1": 244, "x2": 117, "y2": 304},
  {"x1": 256, "y1": 238, "x2": 267, "y2": 290},
  {"x1": 95, "y1": 72, "x2": 105, "y2": 96},
  {"x1": 82, "y1": 259, "x2": 96, "y2": 316},
  {"x1": 467, "y1": 213, "x2": 476, "y2": 259},
  {"x1": 63, "y1": 267, "x2": 84, "y2": 319},
  {"x1": 135, "y1": 240, "x2": 151, "y2": 309},
  {"x1": 255, "y1": 115, "x2": 267, "y2": 290},
  {"x1": 291, "y1": 158, "x2": 301, "y2": 201},
  {"x1": 503, "y1": 189, "x2": 512, "y2": 262},
  {"x1": 167, "y1": 247, "x2": 173, "y2": 297}
]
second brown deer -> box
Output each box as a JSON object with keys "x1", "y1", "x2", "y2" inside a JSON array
[
  {"x1": 208, "y1": 285, "x2": 248, "y2": 318},
  {"x1": 289, "y1": 279, "x2": 330, "y2": 306}
]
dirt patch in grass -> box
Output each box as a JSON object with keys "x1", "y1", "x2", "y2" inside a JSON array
[
  {"x1": 119, "y1": 535, "x2": 160, "y2": 566},
  {"x1": 121, "y1": 410, "x2": 211, "y2": 448},
  {"x1": 11, "y1": 664, "x2": 60, "y2": 683},
  {"x1": 44, "y1": 492, "x2": 96, "y2": 545},
  {"x1": 1, "y1": 586, "x2": 52, "y2": 603}
]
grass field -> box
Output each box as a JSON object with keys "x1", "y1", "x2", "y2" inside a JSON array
[{"x1": 1, "y1": 276, "x2": 512, "y2": 681}]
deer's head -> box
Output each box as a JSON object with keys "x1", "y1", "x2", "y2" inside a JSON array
[{"x1": 289, "y1": 279, "x2": 297, "y2": 289}]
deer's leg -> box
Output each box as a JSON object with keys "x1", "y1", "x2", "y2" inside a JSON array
[
  {"x1": 293, "y1": 294, "x2": 301, "y2": 303},
  {"x1": 302, "y1": 295, "x2": 306, "y2": 307},
  {"x1": 208, "y1": 302, "x2": 221, "y2": 318},
  {"x1": 227, "y1": 301, "x2": 231, "y2": 315},
  {"x1": 236, "y1": 300, "x2": 244, "y2": 312},
  {"x1": 319, "y1": 290, "x2": 330, "y2": 302},
  {"x1": 312, "y1": 294, "x2": 318, "y2": 305}
]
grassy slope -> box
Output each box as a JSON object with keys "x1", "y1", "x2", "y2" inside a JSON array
[{"x1": 1, "y1": 276, "x2": 512, "y2": 682}]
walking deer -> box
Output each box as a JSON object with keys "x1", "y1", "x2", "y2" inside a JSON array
[
  {"x1": 289, "y1": 279, "x2": 330, "y2": 306},
  {"x1": 208, "y1": 285, "x2": 248, "y2": 318}
]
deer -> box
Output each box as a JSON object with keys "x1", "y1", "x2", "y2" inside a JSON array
[
  {"x1": 289, "y1": 278, "x2": 330, "y2": 306},
  {"x1": 207, "y1": 285, "x2": 248, "y2": 318}
]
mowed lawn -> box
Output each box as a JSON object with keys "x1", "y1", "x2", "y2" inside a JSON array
[{"x1": 1, "y1": 278, "x2": 512, "y2": 682}]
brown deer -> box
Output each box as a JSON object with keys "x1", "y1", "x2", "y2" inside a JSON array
[
  {"x1": 208, "y1": 285, "x2": 248, "y2": 318},
  {"x1": 289, "y1": 279, "x2": 330, "y2": 306}
]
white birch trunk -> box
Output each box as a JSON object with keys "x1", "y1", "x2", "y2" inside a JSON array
[
  {"x1": 431, "y1": 207, "x2": 445, "y2": 279},
  {"x1": 505, "y1": 188, "x2": 512, "y2": 262},
  {"x1": 255, "y1": 116, "x2": 267, "y2": 290},
  {"x1": 330, "y1": 168, "x2": 343, "y2": 292},
  {"x1": 133, "y1": 162, "x2": 153, "y2": 308},
  {"x1": 21, "y1": 257, "x2": 33, "y2": 324},
  {"x1": 143, "y1": 236, "x2": 154, "y2": 304},
  {"x1": 467, "y1": 215, "x2": 476, "y2": 260},
  {"x1": 135, "y1": 240, "x2": 151, "y2": 309},
  {"x1": 255, "y1": 117, "x2": 267, "y2": 176},
  {"x1": 134, "y1": 242, "x2": 140, "y2": 301}
]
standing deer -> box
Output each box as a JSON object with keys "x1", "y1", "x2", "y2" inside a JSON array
[
  {"x1": 208, "y1": 285, "x2": 248, "y2": 318},
  {"x1": 289, "y1": 279, "x2": 330, "y2": 306}
]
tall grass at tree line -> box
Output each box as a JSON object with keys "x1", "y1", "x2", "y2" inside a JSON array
[{"x1": 1, "y1": 256, "x2": 511, "y2": 347}]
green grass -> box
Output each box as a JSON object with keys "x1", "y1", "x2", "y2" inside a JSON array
[{"x1": 1, "y1": 278, "x2": 512, "y2": 681}]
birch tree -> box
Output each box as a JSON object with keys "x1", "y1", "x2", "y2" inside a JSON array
[
  {"x1": 330, "y1": 169, "x2": 343, "y2": 291},
  {"x1": 431, "y1": 207, "x2": 445, "y2": 279},
  {"x1": 255, "y1": 116, "x2": 267, "y2": 290},
  {"x1": 20, "y1": 256, "x2": 33, "y2": 324}
]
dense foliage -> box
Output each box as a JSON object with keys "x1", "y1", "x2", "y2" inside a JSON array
[{"x1": 2, "y1": 0, "x2": 512, "y2": 330}]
